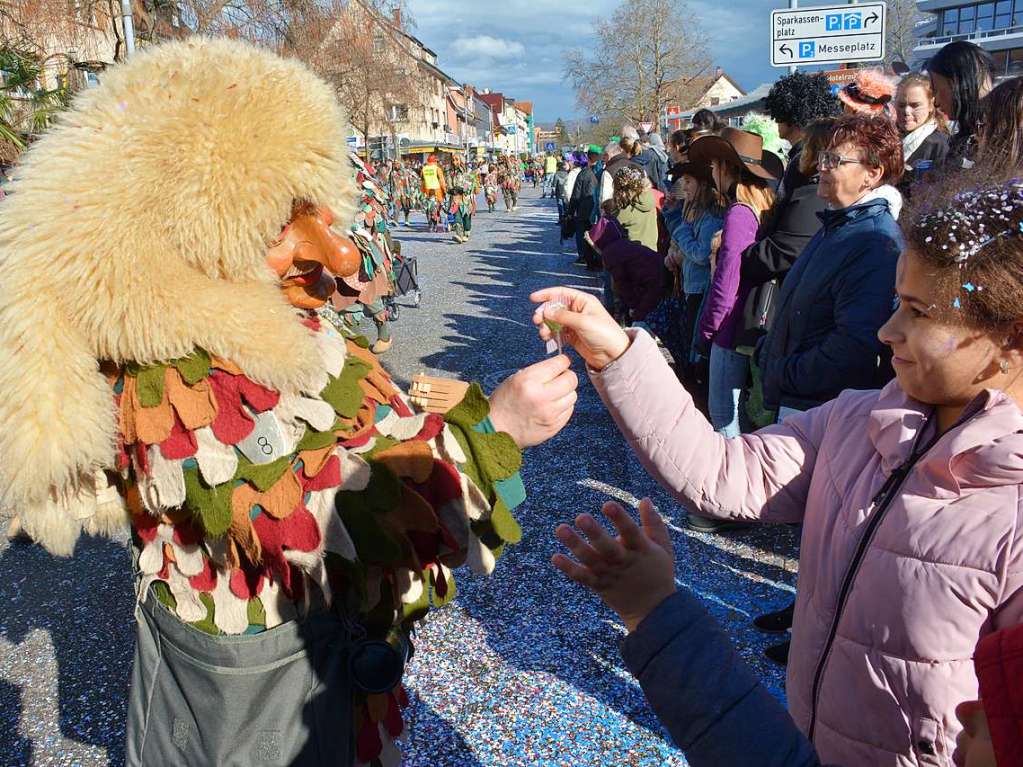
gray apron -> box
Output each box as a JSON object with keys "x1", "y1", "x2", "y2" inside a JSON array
[{"x1": 125, "y1": 595, "x2": 353, "y2": 766}]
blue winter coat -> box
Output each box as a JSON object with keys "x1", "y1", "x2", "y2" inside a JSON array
[
  {"x1": 758, "y1": 196, "x2": 903, "y2": 412},
  {"x1": 621, "y1": 590, "x2": 825, "y2": 767},
  {"x1": 663, "y1": 206, "x2": 723, "y2": 296}
]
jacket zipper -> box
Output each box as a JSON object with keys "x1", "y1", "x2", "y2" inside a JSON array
[{"x1": 806, "y1": 415, "x2": 936, "y2": 743}]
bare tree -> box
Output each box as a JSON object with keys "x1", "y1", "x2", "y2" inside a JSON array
[
  {"x1": 563, "y1": 0, "x2": 711, "y2": 127},
  {"x1": 287, "y1": 0, "x2": 427, "y2": 160},
  {"x1": 886, "y1": 0, "x2": 927, "y2": 66}
]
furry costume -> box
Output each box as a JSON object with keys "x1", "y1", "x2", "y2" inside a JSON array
[{"x1": 0, "y1": 39, "x2": 525, "y2": 766}]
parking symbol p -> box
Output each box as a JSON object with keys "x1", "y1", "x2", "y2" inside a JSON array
[
  {"x1": 826, "y1": 14, "x2": 842, "y2": 30},
  {"x1": 799, "y1": 41, "x2": 816, "y2": 59},
  {"x1": 844, "y1": 12, "x2": 862, "y2": 29}
]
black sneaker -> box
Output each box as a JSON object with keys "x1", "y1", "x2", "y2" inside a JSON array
[
  {"x1": 764, "y1": 639, "x2": 790, "y2": 667},
  {"x1": 684, "y1": 514, "x2": 753, "y2": 534},
  {"x1": 753, "y1": 602, "x2": 795, "y2": 633}
]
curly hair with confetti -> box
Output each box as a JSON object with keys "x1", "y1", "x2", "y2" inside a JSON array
[
  {"x1": 908, "y1": 178, "x2": 1023, "y2": 328},
  {"x1": 609, "y1": 165, "x2": 650, "y2": 216}
]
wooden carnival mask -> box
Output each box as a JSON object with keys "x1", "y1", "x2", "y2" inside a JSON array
[{"x1": 266, "y1": 203, "x2": 360, "y2": 309}]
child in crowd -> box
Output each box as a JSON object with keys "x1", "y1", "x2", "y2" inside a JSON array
[{"x1": 533, "y1": 174, "x2": 1023, "y2": 766}]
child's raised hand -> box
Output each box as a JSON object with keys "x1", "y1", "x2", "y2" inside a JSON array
[{"x1": 553, "y1": 499, "x2": 676, "y2": 633}]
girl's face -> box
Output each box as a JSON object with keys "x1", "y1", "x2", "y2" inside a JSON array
[
  {"x1": 710, "y1": 158, "x2": 737, "y2": 195},
  {"x1": 930, "y1": 71, "x2": 954, "y2": 120},
  {"x1": 896, "y1": 84, "x2": 933, "y2": 133},
  {"x1": 680, "y1": 174, "x2": 701, "y2": 203},
  {"x1": 878, "y1": 250, "x2": 1015, "y2": 426}
]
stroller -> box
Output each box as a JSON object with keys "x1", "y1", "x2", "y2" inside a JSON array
[{"x1": 384, "y1": 238, "x2": 420, "y2": 321}]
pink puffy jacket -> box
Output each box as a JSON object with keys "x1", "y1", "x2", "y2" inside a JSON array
[{"x1": 592, "y1": 330, "x2": 1023, "y2": 766}]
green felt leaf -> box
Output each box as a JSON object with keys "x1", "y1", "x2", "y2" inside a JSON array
[
  {"x1": 351, "y1": 334, "x2": 371, "y2": 349},
  {"x1": 338, "y1": 500, "x2": 403, "y2": 564},
  {"x1": 337, "y1": 462, "x2": 401, "y2": 517},
  {"x1": 429, "y1": 568, "x2": 458, "y2": 608},
  {"x1": 489, "y1": 498, "x2": 522, "y2": 544},
  {"x1": 470, "y1": 430, "x2": 522, "y2": 483},
  {"x1": 183, "y1": 468, "x2": 233, "y2": 536},
  {"x1": 362, "y1": 435, "x2": 399, "y2": 460},
  {"x1": 136, "y1": 364, "x2": 167, "y2": 407},
  {"x1": 247, "y1": 597, "x2": 266, "y2": 629},
  {"x1": 173, "y1": 348, "x2": 212, "y2": 385},
  {"x1": 401, "y1": 579, "x2": 430, "y2": 621},
  {"x1": 191, "y1": 593, "x2": 221, "y2": 635},
  {"x1": 320, "y1": 356, "x2": 373, "y2": 419},
  {"x1": 152, "y1": 580, "x2": 176, "y2": 610},
  {"x1": 233, "y1": 455, "x2": 291, "y2": 492},
  {"x1": 296, "y1": 427, "x2": 337, "y2": 453},
  {"x1": 444, "y1": 383, "x2": 489, "y2": 427}
]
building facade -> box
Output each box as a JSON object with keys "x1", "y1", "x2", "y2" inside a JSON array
[
  {"x1": 915, "y1": 0, "x2": 1023, "y2": 78},
  {"x1": 661, "y1": 69, "x2": 745, "y2": 132}
]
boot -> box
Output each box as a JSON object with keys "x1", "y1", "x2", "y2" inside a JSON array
[
  {"x1": 754, "y1": 602, "x2": 795, "y2": 633},
  {"x1": 371, "y1": 317, "x2": 392, "y2": 354}
]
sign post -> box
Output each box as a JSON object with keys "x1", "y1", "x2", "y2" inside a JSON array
[{"x1": 770, "y1": 1, "x2": 886, "y2": 68}]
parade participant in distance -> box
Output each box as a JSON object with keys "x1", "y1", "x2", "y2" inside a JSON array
[
  {"x1": 0, "y1": 39, "x2": 579, "y2": 767},
  {"x1": 420, "y1": 152, "x2": 447, "y2": 232},
  {"x1": 535, "y1": 173, "x2": 1023, "y2": 767},
  {"x1": 501, "y1": 158, "x2": 521, "y2": 212},
  {"x1": 448, "y1": 155, "x2": 476, "y2": 243}
]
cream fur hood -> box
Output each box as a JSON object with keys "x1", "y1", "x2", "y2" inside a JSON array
[{"x1": 0, "y1": 39, "x2": 359, "y2": 553}]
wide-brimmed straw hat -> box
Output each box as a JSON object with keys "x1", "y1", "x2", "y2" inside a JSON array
[{"x1": 687, "y1": 127, "x2": 783, "y2": 181}]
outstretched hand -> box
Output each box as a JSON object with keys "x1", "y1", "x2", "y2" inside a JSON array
[
  {"x1": 489, "y1": 354, "x2": 578, "y2": 449},
  {"x1": 553, "y1": 499, "x2": 676, "y2": 633},
  {"x1": 530, "y1": 287, "x2": 631, "y2": 371}
]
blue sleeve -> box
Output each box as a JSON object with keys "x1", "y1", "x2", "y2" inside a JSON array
[
  {"x1": 777, "y1": 231, "x2": 900, "y2": 402},
  {"x1": 622, "y1": 590, "x2": 823, "y2": 767},
  {"x1": 674, "y1": 214, "x2": 720, "y2": 267}
]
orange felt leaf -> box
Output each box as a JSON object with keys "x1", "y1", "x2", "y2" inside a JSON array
[
  {"x1": 119, "y1": 376, "x2": 138, "y2": 445},
  {"x1": 359, "y1": 377, "x2": 390, "y2": 407},
  {"x1": 300, "y1": 446, "x2": 335, "y2": 478},
  {"x1": 367, "y1": 693, "x2": 389, "y2": 723},
  {"x1": 132, "y1": 374, "x2": 175, "y2": 445},
  {"x1": 230, "y1": 485, "x2": 263, "y2": 564},
  {"x1": 260, "y1": 468, "x2": 303, "y2": 520},
  {"x1": 374, "y1": 441, "x2": 435, "y2": 483},
  {"x1": 210, "y1": 355, "x2": 244, "y2": 375},
  {"x1": 166, "y1": 368, "x2": 218, "y2": 430}
]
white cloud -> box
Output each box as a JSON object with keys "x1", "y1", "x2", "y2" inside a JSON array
[{"x1": 451, "y1": 35, "x2": 526, "y2": 59}]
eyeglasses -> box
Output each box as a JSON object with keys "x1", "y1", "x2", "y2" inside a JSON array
[{"x1": 817, "y1": 151, "x2": 865, "y2": 171}]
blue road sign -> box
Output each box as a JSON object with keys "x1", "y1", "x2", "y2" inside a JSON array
[
  {"x1": 544, "y1": 141, "x2": 556, "y2": 152},
  {"x1": 589, "y1": 115, "x2": 600, "y2": 124}
]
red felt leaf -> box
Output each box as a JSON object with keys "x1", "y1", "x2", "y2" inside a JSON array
[
  {"x1": 135, "y1": 442, "x2": 150, "y2": 476},
  {"x1": 413, "y1": 413, "x2": 445, "y2": 443},
  {"x1": 209, "y1": 372, "x2": 255, "y2": 445},
  {"x1": 134, "y1": 510, "x2": 160, "y2": 543},
  {"x1": 160, "y1": 413, "x2": 198, "y2": 460},
  {"x1": 383, "y1": 691, "x2": 404, "y2": 738},
  {"x1": 237, "y1": 376, "x2": 280, "y2": 413},
  {"x1": 411, "y1": 460, "x2": 463, "y2": 510},
  {"x1": 356, "y1": 714, "x2": 383, "y2": 762},
  {"x1": 251, "y1": 505, "x2": 322, "y2": 598},
  {"x1": 188, "y1": 558, "x2": 217, "y2": 592},
  {"x1": 230, "y1": 564, "x2": 266, "y2": 600},
  {"x1": 304, "y1": 455, "x2": 341, "y2": 492},
  {"x1": 389, "y1": 394, "x2": 413, "y2": 418}
]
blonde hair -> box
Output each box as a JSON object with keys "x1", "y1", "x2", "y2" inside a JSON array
[
  {"x1": 734, "y1": 171, "x2": 776, "y2": 224},
  {"x1": 897, "y1": 73, "x2": 949, "y2": 133}
]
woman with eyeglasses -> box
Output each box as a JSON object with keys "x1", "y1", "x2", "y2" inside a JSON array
[
  {"x1": 757, "y1": 113, "x2": 904, "y2": 421},
  {"x1": 895, "y1": 73, "x2": 950, "y2": 191}
]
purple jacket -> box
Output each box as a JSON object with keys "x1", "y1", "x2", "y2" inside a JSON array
[
  {"x1": 588, "y1": 216, "x2": 663, "y2": 321},
  {"x1": 593, "y1": 329, "x2": 1023, "y2": 766},
  {"x1": 697, "y1": 203, "x2": 760, "y2": 349}
]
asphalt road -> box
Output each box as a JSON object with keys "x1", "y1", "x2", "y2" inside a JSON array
[{"x1": 0, "y1": 185, "x2": 799, "y2": 766}]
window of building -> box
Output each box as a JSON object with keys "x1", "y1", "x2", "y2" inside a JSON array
[
  {"x1": 373, "y1": 35, "x2": 385, "y2": 53},
  {"x1": 944, "y1": 7, "x2": 960, "y2": 35},
  {"x1": 992, "y1": 49, "x2": 1010, "y2": 72},
  {"x1": 388, "y1": 104, "x2": 408, "y2": 121},
  {"x1": 996, "y1": 0, "x2": 1013, "y2": 27},
  {"x1": 1011, "y1": 46, "x2": 1023, "y2": 72},
  {"x1": 977, "y1": 3, "x2": 994, "y2": 31}
]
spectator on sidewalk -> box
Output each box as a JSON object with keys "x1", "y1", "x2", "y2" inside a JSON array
[
  {"x1": 929, "y1": 41, "x2": 994, "y2": 169},
  {"x1": 568, "y1": 148, "x2": 601, "y2": 269},
  {"x1": 534, "y1": 175, "x2": 1023, "y2": 764},
  {"x1": 688, "y1": 129, "x2": 779, "y2": 440},
  {"x1": 976, "y1": 76, "x2": 1023, "y2": 171},
  {"x1": 895, "y1": 73, "x2": 949, "y2": 191},
  {"x1": 758, "y1": 114, "x2": 903, "y2": 418}
]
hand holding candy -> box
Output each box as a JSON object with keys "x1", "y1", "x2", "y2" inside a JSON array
[
  {"x1": 489, "y1": 355, "x2": 578, "y2": 448},
  {"x1": 531, "y1": 287, "x2": 631, "y2": 371},
  {"x1": 553, "y1": 499, "x2": 676, "y2": 633}
]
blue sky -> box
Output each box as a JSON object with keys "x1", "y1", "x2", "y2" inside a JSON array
[{"x1": 404, "y1": 0, "x2": 779, "y2": 122}]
